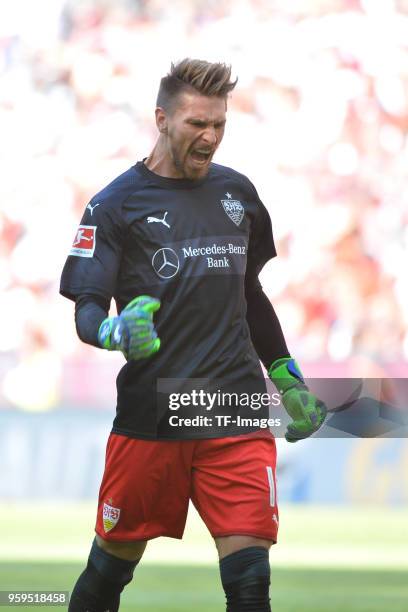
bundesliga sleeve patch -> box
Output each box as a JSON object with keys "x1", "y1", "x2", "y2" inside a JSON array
[{"x1": 70, "y1": 225, "x2": 96, "y2": 257}]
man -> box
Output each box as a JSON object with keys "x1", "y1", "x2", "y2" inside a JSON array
[{"x1": 60, "y1": 58, "x2": 326, "y2": 612}]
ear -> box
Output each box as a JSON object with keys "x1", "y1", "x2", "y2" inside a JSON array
[{"x1": 155, "y1": 107, "x2": 168, "y2": 134}]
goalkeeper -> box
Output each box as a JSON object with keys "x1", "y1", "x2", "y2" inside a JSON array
[{"x1": 60, "y1": 57, "x2": 327, "y2": 612}]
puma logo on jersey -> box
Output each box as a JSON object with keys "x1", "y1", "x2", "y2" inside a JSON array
[
  {"x1": 147, "y1": 212, "x2": 170, "y2": 228},
  {"x1": 87, "y1": 202, "x2": 101, "y2": 216}
]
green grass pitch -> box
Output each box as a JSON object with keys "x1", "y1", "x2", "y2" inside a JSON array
[
  {"x1": 1, "y1": 503, "x2": 407, "y2": 611},
  {"x1": 1, "y1": 562, "x2": 408, "y2": 611}
]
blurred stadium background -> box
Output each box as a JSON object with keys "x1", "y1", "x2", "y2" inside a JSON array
[{"x1": 1, "y1": 0, "x2": 408, "y2": 610}]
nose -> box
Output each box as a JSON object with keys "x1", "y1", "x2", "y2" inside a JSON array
[{"x1": 202, "y1": 126, "x2": 217, "y2": 147}]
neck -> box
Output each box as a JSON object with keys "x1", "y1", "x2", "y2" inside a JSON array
[{"x1": 144, "y1": 135, "x2": 183, "y2": 179}]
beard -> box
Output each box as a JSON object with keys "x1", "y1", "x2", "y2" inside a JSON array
[{"x1": 170, "y1": 143, "x2": 212, "y2": 180}]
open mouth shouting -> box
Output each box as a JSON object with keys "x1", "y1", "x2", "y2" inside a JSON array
[{"x1": 190, "y1": 148, "x2": 213, "y2": 166}]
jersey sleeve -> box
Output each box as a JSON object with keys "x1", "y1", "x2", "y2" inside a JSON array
[
  {"x1": 60, "y1": 196, "x2": 126, "y2": 302},
  {"x1": 246, "y1": 184, "x2": 277, "y2": 282}
]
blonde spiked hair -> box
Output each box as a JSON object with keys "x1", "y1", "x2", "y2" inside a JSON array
[{"x1": 156, "y1": 58, "x2": 237, "y2": 112}]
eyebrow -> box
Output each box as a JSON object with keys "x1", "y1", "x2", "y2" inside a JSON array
[{"x1": 186, "y1": 118, "x2": 226, "y2": 127}]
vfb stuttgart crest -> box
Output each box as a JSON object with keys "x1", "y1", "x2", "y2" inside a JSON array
[
  {"x1": 221, "y1": 193, "x2": 244, "y2": 226},
  {"x1": 103, "y1": 502, "x2": 121, "y2": 533}
]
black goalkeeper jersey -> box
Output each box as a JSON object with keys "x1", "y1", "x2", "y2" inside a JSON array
[{"x1": 60, "y1": 161, "x2": 277, "y2": 439}]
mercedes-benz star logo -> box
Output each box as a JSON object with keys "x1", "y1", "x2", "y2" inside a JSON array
[{"x1": 152, "y1": 247, "x2": 180, "y2": 279}]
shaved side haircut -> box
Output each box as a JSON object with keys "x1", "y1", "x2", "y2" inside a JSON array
[{"x1": 157, "y1": 58, "x2": 237, "y2": 113}]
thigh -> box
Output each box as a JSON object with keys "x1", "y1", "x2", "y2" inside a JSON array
[
  {"x1": 214, "y1": 535, "x2": 274, "y2": 560},
  {"x1": 95, "y1": 534, "x2": 147, "y2": 561},
  {"x1": 191, "y1": 431, "x2": 279, "y2": 543},
  {"x1": 96, "y1": 433, "x2": 194, "y2": 541}
]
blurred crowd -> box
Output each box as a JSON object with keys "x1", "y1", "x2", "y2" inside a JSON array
[{"x1": 1, "y1": 0, "x2": 407, "y2": 410}]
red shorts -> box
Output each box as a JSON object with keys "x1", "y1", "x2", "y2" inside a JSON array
[{"x1": 96, "y1": 430, "x2": 278, "y2": 543}]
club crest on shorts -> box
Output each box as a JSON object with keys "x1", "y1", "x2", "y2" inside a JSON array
[
  {"x1": 103, "y1": 502, "x2": 121, "y2": 533},
  {"x1": 221, "y1": 193, "x2": 244, "y2": 226}
]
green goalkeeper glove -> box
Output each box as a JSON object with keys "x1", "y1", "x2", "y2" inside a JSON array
[
  {"x1": 268, "y1": 357, "x2": 327, "y2": 443},
  {"x1": 98, "y1": 295, "x2": 161, "y2": 361}
]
